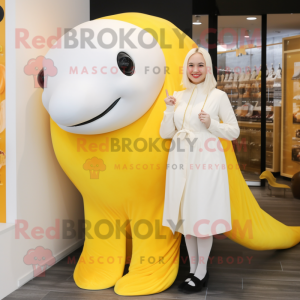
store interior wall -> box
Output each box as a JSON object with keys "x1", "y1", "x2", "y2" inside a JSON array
[{"x1": 0, "y1": 1, "x2": 89, "y2": 298}]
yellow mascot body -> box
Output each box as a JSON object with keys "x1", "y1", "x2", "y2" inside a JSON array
[{"x1": 45, "y1": 13, "x2": 300, "y2": 296}]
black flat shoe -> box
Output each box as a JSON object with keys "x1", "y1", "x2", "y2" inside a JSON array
[
  {"x1": 180, "y1": 272, "x2": 209, "y2": 294},
  {"x1": 177, "y1": 272, "x2": 194, "y2": 291}
]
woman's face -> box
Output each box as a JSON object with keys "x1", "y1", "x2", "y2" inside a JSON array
[{"x1": 187, "y1": 52, "x2": 207, "y2": 84}]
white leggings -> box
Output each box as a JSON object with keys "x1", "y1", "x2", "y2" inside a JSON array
[{"x1": 184, "y1": 234, "x2": 213, "y2": 281}]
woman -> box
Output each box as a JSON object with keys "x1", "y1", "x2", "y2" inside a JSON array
[{"x1": 159, "y1": 47, "x2": 240, "y2": 294}]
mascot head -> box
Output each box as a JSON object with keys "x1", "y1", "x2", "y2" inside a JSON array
[{"x1": 39, "y1": 13, "x2": 197, "y2": 135}]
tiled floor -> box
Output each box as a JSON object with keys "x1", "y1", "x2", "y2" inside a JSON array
[{"x1": 4, "y1": 177, "x2": 300, "y2": 299}]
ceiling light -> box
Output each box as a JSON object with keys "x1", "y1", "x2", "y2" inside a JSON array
[
  {"x1": 247, "y1": 17, "x2": 257, "y2": 20},
  {"x1": 193, "y1": 15, "x2": 202, "y2": 25},
  {"x1": 245, "y1": 30, "x2": 250, "y2": 38}
]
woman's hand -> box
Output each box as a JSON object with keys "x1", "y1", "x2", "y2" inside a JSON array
[
  {"x1": 198, "y1": 109, "x2": 211, "y2": 129},
  {"x1": 164, "y1": 95, "x2": 176, "y2": 106}
]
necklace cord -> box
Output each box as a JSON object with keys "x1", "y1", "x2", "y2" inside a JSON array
[{"x1": 180, "y1": 86, "x2": 209, "y2": 130}]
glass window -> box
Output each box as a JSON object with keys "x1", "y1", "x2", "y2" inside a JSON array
[
  {"x1": 217, "y1": 16, "x2": 262, "y2": 183},
  {"x1": 192, "y1": 15, "x2": 209, "y2": 52}
]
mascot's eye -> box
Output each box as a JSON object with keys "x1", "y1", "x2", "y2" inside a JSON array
[
  {"x1": 117, "y1": 52, "x2": 135, "y2": 76},
  {"x1": 42, "y1": 256, "x2": 46, "y2": 260},
  {"x1": 37, "y1": 69, "x2": 44, "y2": 89},
  {"x1": 34, "y1": 257, "x2": 37, "y2": 260}
]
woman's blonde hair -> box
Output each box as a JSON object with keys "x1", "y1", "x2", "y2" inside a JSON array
[{"x1": 180, "y1": 47, "x2": 217, "y2": 95}]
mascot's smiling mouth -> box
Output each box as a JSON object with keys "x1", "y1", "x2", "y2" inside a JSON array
[{"x1": 69, "y1": 98, "x2": 121, "y2": 127}]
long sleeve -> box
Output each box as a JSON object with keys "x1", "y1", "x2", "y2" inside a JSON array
[
  {"x1": 159, "y1": 92, "x2": 178, "y2": 139},
  {"x1": 207, "y1": 91, "x2": 240, "y2": 140}
]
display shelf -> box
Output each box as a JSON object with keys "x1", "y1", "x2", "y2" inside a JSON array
[
  {"x1": 217, "y1": 44, "x2": 283, "y2": 177},
  {"x1": 238, "y1": 121, "x2": 274, "y2": 127},
  {"x1": 217, "y1": 80, "x2": 281, "y2": 173},
  {"x1": 233, "y1": 106, "x2": 281, "y2": 173},
  {"x1": 281, "y1": 35, "x2": 300, "y2": 178}
]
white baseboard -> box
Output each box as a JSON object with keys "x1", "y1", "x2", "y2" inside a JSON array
[
  {"x1": 17, "y1": 239, "x2": 84, "y2": 288},
  {"x1": 0, "y1": 223, "x2": 15, "y2": 236}
]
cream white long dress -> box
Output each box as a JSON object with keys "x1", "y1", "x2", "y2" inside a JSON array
[{"x1": 160, "y1": 82, "x2": 240, "y2": 237}]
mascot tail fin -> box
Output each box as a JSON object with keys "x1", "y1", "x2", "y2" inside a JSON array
[{"x1": 221, "y1": 138, "x2": 300, "y2": 250}]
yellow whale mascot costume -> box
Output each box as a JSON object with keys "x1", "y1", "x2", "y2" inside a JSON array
[{"x1": 39, "y1": 12, "x2": 300, "y2": 296}]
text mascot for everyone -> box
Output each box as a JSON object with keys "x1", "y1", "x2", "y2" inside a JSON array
[{"x1": 38, "y1": 12, "x2": 300, "y2": 296}]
